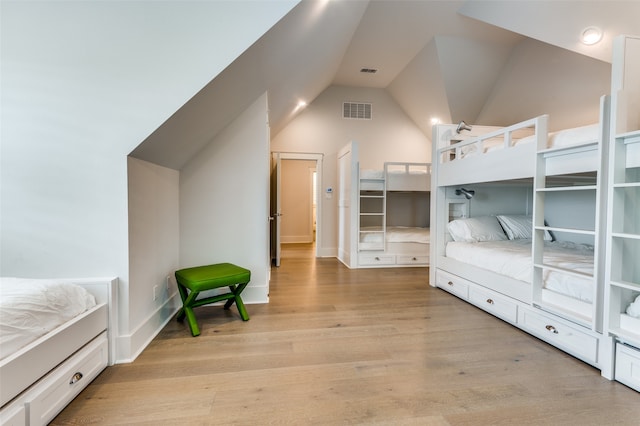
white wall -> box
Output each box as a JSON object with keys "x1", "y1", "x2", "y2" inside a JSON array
[
  {"x1": 272, "y1": 85, "x2": 430, "y2": 257},
  {"x1": 126, "y1": 158, "x2": 180, "y2": 361},
  {"x1": 1, "y1": 0, "x2": 297, "y2": 362},
  {"x1": 476, "y1": 38, "x2": 611, "y2": 131},
  {"x1": 179, "y1": 93, "x2": 271, "y2": 304}
]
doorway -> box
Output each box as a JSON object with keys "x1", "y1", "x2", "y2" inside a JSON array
[{"x1": 270, "y1": 152, "x2": 323, "y2": 266}]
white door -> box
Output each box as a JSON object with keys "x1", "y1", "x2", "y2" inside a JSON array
[
  {"x1": 270, "y1": 153, "x2": 282, "y2": 267},
  {"x1": 337, "y1": 142, "x2": 358, "y2": 267}
]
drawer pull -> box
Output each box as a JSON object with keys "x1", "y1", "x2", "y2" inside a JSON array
[
  {"x1": 545, "y1": 325, "x2": 558, "y2": 334},
  {"x1": 375, "y1": 257, "x2": 380, "y2": 261},
  {"x1": 486, "y1": 298, "x2": 494, "y2": 305},
  {"x1": 70, "y1": 372, "x2": 83, "y2": 384},
  {"x1": 412, "y1": 257, "x2": 417, "y2": 261},
  {"x1": 447, "y1": 281, "x2": 454, "y2": 286}
]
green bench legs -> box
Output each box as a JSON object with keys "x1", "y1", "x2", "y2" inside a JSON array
[{"x1": 175, "y1": 263, "x2": 251, "y2": 336}]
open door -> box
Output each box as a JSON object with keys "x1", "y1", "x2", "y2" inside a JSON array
[
  {"x1": 270, "y1": 153, "x2": 282, "y2": 267},
  {"x1": 337, "y1": 141, "x2": 359, "y2": 268}
]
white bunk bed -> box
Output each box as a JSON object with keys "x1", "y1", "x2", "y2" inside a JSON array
[
  {"x1": 0, "y1": 277, "x2": 117, "y2": 426},
  {"x1": 431, "y1": 100, "x2": 612, "y2": 373},
  {"x1": 604, "y1": 34, "x2": 640, "y2": 392},
  {"x1": 358, "y1": 162, "x2": 431, "y2": 268}
]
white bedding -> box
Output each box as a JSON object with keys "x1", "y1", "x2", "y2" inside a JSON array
[
  {"x1": 0, "y1": 277, "x2": 97, "y2": 360},
  {"x1": 445, "y1": 239, "x2": 594, "y2": 303},
  {"x1": 360, "y1": 169, "x2": 385, "y2": 179},
  {"x1": 360, "y1": 226, "x2": 430, "y2": 244},
  {"x1": 459, "y1": 123, "x2": 599, "y2": 158}
]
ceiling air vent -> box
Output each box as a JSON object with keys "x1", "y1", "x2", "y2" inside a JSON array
[{"x1": 343, "y1": 102, "x2": 372, "y2": 120}]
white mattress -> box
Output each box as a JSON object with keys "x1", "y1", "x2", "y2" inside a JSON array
[
  {"x1": 361, "y1": 165, "x2": 430, "y2": 179},
  {"x1": 0, "y1": 277, "x2": 97, "y2": 360},
  {"x1": 460, "y1": 123, "x2": 599, "y2": 158},
  {"x1": 445, "y1": 239, "x2": 594, "y2": 303},
  {"x1": 360, "y1": 169, "x2": 384, "y2": 179},
  {"x1": 360, "y1": 226, "x2": 430, "y2": 244}
]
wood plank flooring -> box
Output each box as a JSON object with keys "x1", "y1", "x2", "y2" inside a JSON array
[{"x1": 53, "y1": 243, "x2": 639, "y2": 425}]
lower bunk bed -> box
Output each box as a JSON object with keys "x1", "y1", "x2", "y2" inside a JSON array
[
  {"x1": 434, "y1": 215, "x2": 607, "y2": 369},
  {"x1": 0, "y1": 276, "x2": 117, "y2": 426},
  {"x1": 358, "y1": 226, "x2": 430, "y2": 267}
]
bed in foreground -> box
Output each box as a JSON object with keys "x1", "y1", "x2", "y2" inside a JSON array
[{"x1": 0, "y1": 276, "x2": 117, "y2": 426}]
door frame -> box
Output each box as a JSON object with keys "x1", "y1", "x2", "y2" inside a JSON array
[{"x1": 272, "y1": 152, "x2": 323, "y2": 259}]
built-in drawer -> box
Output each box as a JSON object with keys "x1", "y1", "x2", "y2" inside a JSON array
[
  {"x1": 518, "y1": 307, "x2": 598, "y2": 365},
  {"x1": 24, "y1": 332, "x2": 108, "y2": 426},
  {"x1": 396, "y1": 255, "x2": 428, "y2": 265},
  {"x1": 615, "y1": 343, "x2": 640, "y2": 392},
  {"x1": 0, "y1": 400, "x2": 26, "y2": 426},
  {"x1": 435, "y1": 269, "x2": 469, "y2": 300},
  {"x1": 359, "y1": 254, "x2": 395, "y2": 266},
  {"x1": 469, "y1": 286, "x2": 518, "y2": 324}
]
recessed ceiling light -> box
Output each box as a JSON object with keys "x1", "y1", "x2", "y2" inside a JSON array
[
  {"x1": 430, "y1": 117, "x2": 441, "y2": 125},
  {"x1": 293, "y1": 100, "x2": 307, "y2": 113},
  {"x1": 581, "y1": 27, "x2": 603, "y2": 45}
]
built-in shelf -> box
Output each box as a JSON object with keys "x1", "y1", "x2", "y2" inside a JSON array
[
  {"x1": 533, "y1": 263, "x2": 594, "y2": 279},
  {"x1": 358, "y1": 174, "x2": 386, "y2": 252},
  {"x1": 610, "y1": 280, "x2": 640, "y2": 291},
  {"x1": 537, "y1": 226, "x2": 596, "y2": 236},
  {"x1": 537, "y1": 185, "x2": 597, "y2": 192}
]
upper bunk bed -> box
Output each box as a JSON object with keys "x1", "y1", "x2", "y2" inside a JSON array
[
  {"x1": 360, "y1": 162, "x2": 431, "y2": 191},
  {"x1": 433, "y1": 111, "x2": 607, "y2": 187}
]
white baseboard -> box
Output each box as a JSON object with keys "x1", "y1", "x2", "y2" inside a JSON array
[
  {"x1": 115, "y1": 292, "x2": 181, "y2": 364},
  {"x1": 281, "y1": 235, "x2": 313, "y2": 243}
]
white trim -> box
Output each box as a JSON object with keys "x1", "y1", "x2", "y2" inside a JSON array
[
  {"x1": 271, "y1": 152, "x2": 324, "y2": 258},
  {"x1": 115, "y1": 292, "x2": 181, "y2": 363}
]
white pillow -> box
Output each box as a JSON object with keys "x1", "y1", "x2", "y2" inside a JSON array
[
  {"x1": 447, "y1": 216, "x2": 507, "y2": 243},
  {"x1": 496, "y1": 215, "x2": 552, "y2": 241}
]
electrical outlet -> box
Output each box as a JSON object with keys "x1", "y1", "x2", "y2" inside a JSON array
[{"x1": 153, "y1": 285, "x2": 158, "y2": 301}]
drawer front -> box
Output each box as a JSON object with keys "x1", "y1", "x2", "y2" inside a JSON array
[
  {"x1": 435, "y1": 269, "x2": 469, "y2": 300},
  {"x1": 615, "y1": 343, "x2": 640, "y2": 392},
  {"x1": 396, "y1": 255, "x2": 429, "y2": 265},
  {"x1": 0, "y1": 400, "x2": 26, "y2": 426},
  {"x1": 359, "y1": 254, "x2": 395, "y2": 266},
  {"x1": 469, "y1": 286, "x2": 518, "y2": 324},
  {"x1": 518, "y1": 308, "x2": 598, "y2": 365},
  {"x1": 25, "y1": 333, "x2": 108, "y2": 426}
]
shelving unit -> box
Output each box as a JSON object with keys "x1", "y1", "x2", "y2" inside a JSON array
[
  {"x1": 603, "y1": 34, "x2": 640, "y2": 390},
  {"x1": 358, "y1": 174, "x2": 386, "y2": 251},
  {"x1": 532, "y1": 136, "x2": 606, "y2": 331},
  {"x1": 605, "y1": 130, "x2": 640, "y2": 385}
]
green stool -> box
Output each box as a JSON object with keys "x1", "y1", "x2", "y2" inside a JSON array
[{"x1": 175, "y1": 263, "x2": 251, "y2": 336}]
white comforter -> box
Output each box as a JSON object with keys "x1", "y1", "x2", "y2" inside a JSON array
[
  {"x1": 360, "y1": 226, "x2": 430, "y2": 244},
  {"x1": 0, "y1": 277, "x2": 97, "y2": 360},
  {"x1": 445, "y1": 239, "x2": 594, "y2": 303}
]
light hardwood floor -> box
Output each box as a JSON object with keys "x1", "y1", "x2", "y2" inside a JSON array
[{"x1": 53, "y1": 244, "x2": 639, "y2": 425}]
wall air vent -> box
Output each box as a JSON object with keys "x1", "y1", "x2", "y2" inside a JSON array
[{"x1": 343, "y1": 102, "x2": 372, "y2": 120}]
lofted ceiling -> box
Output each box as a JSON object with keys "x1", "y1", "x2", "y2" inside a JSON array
[{"x1": 132, "y1": 0, "x2": 640, "y2": 170}]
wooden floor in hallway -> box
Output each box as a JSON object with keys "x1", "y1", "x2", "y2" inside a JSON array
[{"x1": 52, "y1": 243, "x2": 640, "y2": 425}]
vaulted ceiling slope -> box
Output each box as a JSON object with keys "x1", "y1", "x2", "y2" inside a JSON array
[
  {"x1": 132, "y1": 0, "x2": 640, "y2": 170},
  {"x1": 131, "y1": 0, "x2": 368, "y2": 169}
]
